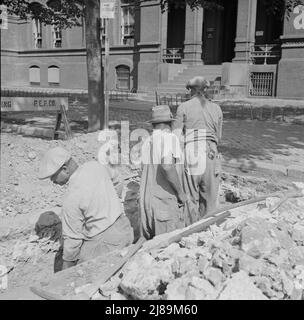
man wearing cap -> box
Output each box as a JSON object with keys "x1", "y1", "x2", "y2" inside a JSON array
[
  {"x1": 140, "y1": 105, "x2": 187, "y2": 239},
  {"x1": 172, "y1": 76, "x2": 223, "y2": 223},
  {"x1": 39, "y1": 147, "x2": 133, "y2": 269}
]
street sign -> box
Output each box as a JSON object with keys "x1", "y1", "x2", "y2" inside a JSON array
[
  {"x1": 1, "y1": 97, "x2": 68, "y2": 112},
  {"x1": 0, "y1": 5, "x2": 8, "y2": 30},
  {"x1": 100, "y1": 0, "x2": 116, "y2": 19}
]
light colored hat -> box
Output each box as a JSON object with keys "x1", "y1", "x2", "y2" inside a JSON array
[
  {"x1": 186, "y1": 76, "x2": 210, "y2": 90},
  {"x1": 38, "y1": 147, "x2": 71, "y2": 180},
  {"x1": 148, "y1": 105, "x2": 175, "y2": 124}
]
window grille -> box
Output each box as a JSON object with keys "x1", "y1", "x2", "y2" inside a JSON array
[
  {"x1": 162, "y1": 48, "x2": 183, "y2": 64},
  {"x1": 116, "y1": 65, "x2": 130, "y2": 90},
  {"x1": 249, "y1": 72, "x2": 274, "y2": 97},
  {"x1": 32, "y1": 18, "x2": 42, "y2": 48},
  {"x1": 250, "y1": 44, "x2": 281, "y2": 65},
  {"x1": 121, "y1": 2, "x2": 135, "y2": 45},
  {"x1": 52, "y1": 25, "x2": 62, "y2": 48}
]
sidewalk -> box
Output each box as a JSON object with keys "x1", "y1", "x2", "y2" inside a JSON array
[{"x1": 1, "y1": 99, "x2": 304, "y2": 179}]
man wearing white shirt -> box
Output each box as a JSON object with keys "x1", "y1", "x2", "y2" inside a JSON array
[{"x1": 140, "y1": 105, "x2": 187, "y2": 239}]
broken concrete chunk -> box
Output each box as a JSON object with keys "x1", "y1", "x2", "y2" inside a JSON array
[
  {"x1": 292, "y1": 223, "x2": 304, "y2": 245},
  {"x1": 288, "y1": 246, "x2": 304, "y2": 266},
  {"x1": 218, "y1": 271, "x2": 268, "y2": 300},
  {"x1": 110, "y1": 292, "x2": 127, "y2": 300},
  {"x1": 174, "y1": 256, "x2": 199, "y2": 276},
  {"x1": 157, "y1": 243, "x2": 180, "y2": 259},
  {"x1": 240, "y1": 218, "x2": 280, "y2": 258},
  {"x1": 165, "y1": 275, "x2": 218, "y2": 300},
  {"x1": 120, "y1": 258, "x2": 175, "y2": 300},
  {"x1": 190, "y1": 276, "x2": 218, "y2": 299},
  {"x1": 165, "y1": 275, "x2": 191, "y2": 300},
  {"x1": 239, "y1": 254, "x2": 264, "y2": 276},
  {"x1": 253, "y1": 276, "x2": 276, "y2": 298},
  {"x1": 280, "y1": 271, "x2": 294, "y2": 296},
  {"x1": 197, "y1": 256, "x2": 209, "y2": 274},
  {"x1": 204, "y1": 267, "x2": 225, "y2": 288},
  {"x1": 264, "y1": 249, "x2": 289, "y2": 268},
  {"x1": 185, "y1": 284, "x2": 207, "y2": 300},
  {"x1": 180, "y1": 233, "x2": 200, "y2": 249}
]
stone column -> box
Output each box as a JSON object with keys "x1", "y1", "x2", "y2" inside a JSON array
[
  {"x1": 277, "y1": 5, "x2": 304, "y2": 98},
  {"x1": 137, "y1": 0, "x2": 161, "y2": 92},
  {"x1": 233, "y1": 0, "x2": 258, "y2": 63},
  {"x1": 182, "y1": 5, "x2": 204, "y2": 65}
]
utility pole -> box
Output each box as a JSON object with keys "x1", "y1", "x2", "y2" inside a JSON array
[
  {"x1": 100, "y1": 0, "x2": 115, "y2": 129},
  {"x1": 104, "y1": 17, "x2": 109, "y2": 129}
]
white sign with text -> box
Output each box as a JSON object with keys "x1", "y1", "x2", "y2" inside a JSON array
[
  {"x1": 1, "y1": 97, "x2": 68, "y2": 112},
  {"x1": 100, "y1": 0, "x2": 116, "y2": 19}
]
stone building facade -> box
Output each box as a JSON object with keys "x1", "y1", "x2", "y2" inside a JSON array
[{"x1": 1, "y1": 0, "x2": 304, "y2": 99}]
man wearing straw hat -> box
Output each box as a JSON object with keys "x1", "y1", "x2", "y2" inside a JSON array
[
  {"x1": 140, "y1": 105, "x2": 188, "y2": 239},
  {"x1": 172, "y1": 76, "x2": 223, "y2": 223}
]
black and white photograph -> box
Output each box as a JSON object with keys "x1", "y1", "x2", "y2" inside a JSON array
[{"x1": 0, "y1": 0, "x2": 304, "y2": 304}]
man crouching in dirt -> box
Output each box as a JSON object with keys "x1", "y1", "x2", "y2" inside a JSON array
[{"x1": 38, "y1": 147, "x2": 133, "y2": 270}]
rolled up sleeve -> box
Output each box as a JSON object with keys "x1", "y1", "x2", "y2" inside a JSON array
[
  {"x1": 61, "y1": 199, "x2": 85, "y2": 262},
  {"x1": 63, "y1": 238, "x2": 83, "y2": 262}
]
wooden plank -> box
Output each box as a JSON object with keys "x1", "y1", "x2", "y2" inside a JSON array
[
  {"x1": 53, "y1": 111, "x2": 62, "y2": 140},
  {"x1": 61, "y1": 105, "x2": 73, "y2": 140}
]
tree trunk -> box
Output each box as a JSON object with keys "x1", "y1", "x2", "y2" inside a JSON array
[{"x1": 84, "y1": 0, "x2": 105, "y2": 132}]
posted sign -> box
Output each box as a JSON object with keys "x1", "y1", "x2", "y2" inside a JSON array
[
  {"x1": 1, "y1": 97, "x2": 68, "y2": 112},
  {"x1": 100, "y1": 0, "x2": 116, "y2": 19}
]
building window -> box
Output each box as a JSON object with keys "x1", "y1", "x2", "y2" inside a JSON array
[
  {"x1": 121, "y1": 1, "x2": 135, "y2": 45},
  {"x1": 52, "y1": 25, "x2": 62, "y2": 48},
  {"x1": 29, "y1": 66, "x2": 40, "y2": 85},
  {"x1": 32, "y1": 18, "x2": 42, "y2": 48},
  {"x1": 48, "y1": 66, "x2": 60, "y2": 85},
  {"x1": 116, "y1": 65, "x2": 130, "y2": 90}
]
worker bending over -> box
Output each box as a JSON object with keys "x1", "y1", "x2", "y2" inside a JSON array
[{"x1": 39, "y1": 147, "x2": 133, "y2": 270}]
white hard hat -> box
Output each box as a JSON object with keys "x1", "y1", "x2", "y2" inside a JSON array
[{"x1": 38, "y1": 147, "x2": 71, "y2": 180}]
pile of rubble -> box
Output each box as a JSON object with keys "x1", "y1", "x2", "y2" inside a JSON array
[{"x1": 92, "y1": 188, "x2": 304, "y2": 300}]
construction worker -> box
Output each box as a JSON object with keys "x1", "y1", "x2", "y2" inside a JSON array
[
  {"x1": 38, "y1": 147, "x2": 133, "y2": 270},
  {"x1": 140, "y1": 105, "x2": 187, "y2": 239},
  {"x1": 172, "y1": 76, "x2": 223, "y2": 223}
]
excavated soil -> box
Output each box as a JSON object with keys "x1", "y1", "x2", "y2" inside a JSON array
[{"x1": 0, "y1": 131, "x2": 300, "y2": 299}]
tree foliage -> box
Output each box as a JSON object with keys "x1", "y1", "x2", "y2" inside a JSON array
[
  {"x1": 2, "y1": 0, "x2": 304, "y2": 28},
  {"x1": 1, "y1": 0, "x2": 84, "y2": 28}
]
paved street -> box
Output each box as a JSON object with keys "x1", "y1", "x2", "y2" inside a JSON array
[
  {"x1": 220, "y1": 119, "x2": 304, "y2": 176},
  {"x1": 1, "y1": 99, "x2": 304, "y2": 178}
]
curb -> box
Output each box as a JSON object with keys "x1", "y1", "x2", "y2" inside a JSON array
[
  {"x1": 1, "y1": 122, "x2": 65, "y2": 140},
  {"x1": 222, "y1": 160, "x2": 304, "y2": 180}
]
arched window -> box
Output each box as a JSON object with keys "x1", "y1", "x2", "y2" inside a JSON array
[
  {"x1": 29, "y1": 65, "x2": 40, "y2": 84},
  {"x1": 48, "y1": 66, "x2": 60, "y2": 85},
  {"x1": 116, "y1": 65, "x2": 130, "y2": 90}
]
